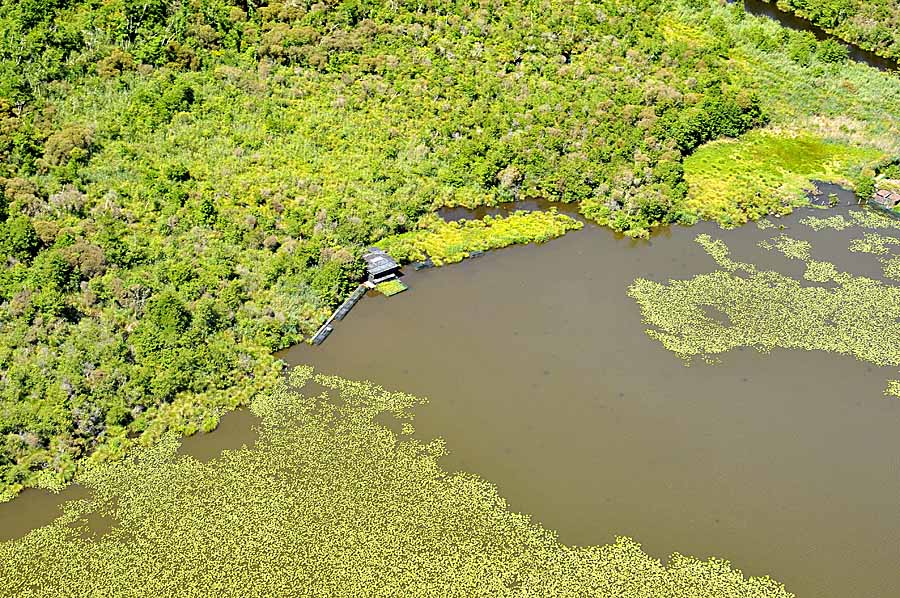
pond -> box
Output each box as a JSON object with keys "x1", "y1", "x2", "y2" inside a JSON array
[{"x1": 277, "y1": 203, "x2": 900, "y2": 598}]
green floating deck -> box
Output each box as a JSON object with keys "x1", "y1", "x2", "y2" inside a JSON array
[{"x1": 376, "y1": 279, "x2": 408, "y2": 296}]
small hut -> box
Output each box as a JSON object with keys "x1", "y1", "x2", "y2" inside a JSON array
[
  {"x1": 873, "y1": 188, "x2": 900, "y2": 210},
  {"x1": 362, "y1": 247, "x2": 401, "y2": 284}
]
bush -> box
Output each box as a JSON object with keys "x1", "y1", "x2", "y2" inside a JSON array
[
  {"x1": 96, "y1": 49, "x2": 135, "y2": 78},
  {"x1": 42, "y1": 126, "x2": 94, "y2": 167},
  {"x1": 671, "y1": 93, "x2": 766, "y2": 152},
  {"x1": 0, "y1": 216, "x2": 40, "y2": 261},
  {"x1": 817, "y1": 39, "x2": 849, "y2": 63},
  {"x1": 134, "y1": 291, "x2": 193, "y2": 352},
  {"x1": 28, "y1": 250, "x2": 76, "y2": 294},
  {"x1": 787, "y1": 31, "x2": 817, "y2": 65},
  {"x1": 855, "y1": 174, "x2": 876, "y2": 201}
]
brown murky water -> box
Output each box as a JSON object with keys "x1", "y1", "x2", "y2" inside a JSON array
[
  {"x1": 0, "y1": 485, "x2": 92, "y2": 542},
  {"x1": 176, "y1": 408, "x2": 261, "y2": 462},
  {"x1": 4, "y1": 202, "x2": 899, "y2": 597},
  {"x1": 278, "y1": 204, "x2": 900, "y2": 598}
]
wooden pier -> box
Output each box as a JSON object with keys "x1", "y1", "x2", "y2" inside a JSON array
[
  {"x1": 310, "y1": 248, "x2": 406, "y2": 346},
  {"x1": 334, "y1": 285, "x2": 367, "y2": 321},
  {"x1": 310, "y1": 284, "x2": 366, "y2": 345}
]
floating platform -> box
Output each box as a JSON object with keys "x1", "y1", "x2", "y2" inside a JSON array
[{"x1": 376, "y1": 279, "x2": 408, "y2": 296}]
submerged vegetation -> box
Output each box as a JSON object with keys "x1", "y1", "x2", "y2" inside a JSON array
[
  {"x1": 0, "y1": 367, "x2": 792, "y2": 598},
  {"x1": 629, "y1": 213, "x2": 900, "y2": 398},
  {"x1": 378, "y1": 210, "x2": 582, "y2": 266}
]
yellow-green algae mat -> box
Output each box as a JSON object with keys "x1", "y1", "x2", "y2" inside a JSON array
[
  {"x1": 629, "y1": 210, "x2": 900, "y2": 398},
  {"x1": 0, "y1": 367, "x2": 789, "y2": 597}
]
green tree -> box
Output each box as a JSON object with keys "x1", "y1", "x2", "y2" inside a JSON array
[{"x1": 0, "y1": 216, "x2": 40, "y2": 261}]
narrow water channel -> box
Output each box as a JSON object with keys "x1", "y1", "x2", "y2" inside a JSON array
[
  {"x1": 280, "y1": 206, "x2": 900, "y2": 598},
  {"x1": 735, "y1": 0, "x2": 898, "y2": 72}
]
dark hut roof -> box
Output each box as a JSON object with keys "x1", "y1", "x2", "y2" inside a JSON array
[{"x1": 362, "y1": 247, "x2": 399, "y2": 276}]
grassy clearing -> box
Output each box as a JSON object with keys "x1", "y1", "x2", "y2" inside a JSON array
[
  {"x1": 377, "y1": 210, "x2": 583, "y2": 267},
  {"x1": 0, "y1": 367, "x2": 792, "y2": 598},
  {"x1": 683, "y1": 130, "x2": 883, "y2": 225}
]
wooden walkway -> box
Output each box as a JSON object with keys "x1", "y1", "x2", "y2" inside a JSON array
[{"x1": 311, "y1": 284, "x2": 367, "y2": 345}]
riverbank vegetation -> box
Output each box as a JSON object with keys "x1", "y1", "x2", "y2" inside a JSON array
[
  {"x1": 377, "y1": 210, "x2": 582, "y2": 266},
  {"x1": 628, "y1": 214, "x2": 900, "y2": 398},
  {"x1": 3, "y1": 0, "x2": 900, "y2": 497},
  {"x1": 758, "y1": 0, "x2": 900, "y2": 61},
  {"x1": 0, "y1": 367, "x2": 792, "y2": 598}
]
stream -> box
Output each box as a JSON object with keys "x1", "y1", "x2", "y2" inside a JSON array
[{"x1": 736, "y1": 0, "x2": 898, "y2": 72}]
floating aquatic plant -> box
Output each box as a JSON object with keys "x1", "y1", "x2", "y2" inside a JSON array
[
  {"x1": 630, "y1": 234, "x2": 900, "y2": 398},
  {"x1": 761, "y1": 235, "x2": 811, "y2": 261},
  {"x1": 799, "y1": 214, "x2": 855, "y2": 231},
  {"x1": 0, "y1": 367, "x2": 791, "y2": 598},
  {"x1": 801, "y1": 209, "x2": 900, "y2": 232},
  {"x1": 803, "y1": 260, "x2": 842, "y2": 283},
  {"x1": 695, "y1": 234, "x2": 757, "y2": 273},
  {"x1": 883, "y1": 256, "x2": 900, "y2": 281},
  {"x1": 848, "y1": 232, "x2": 900, "y2": 256}
]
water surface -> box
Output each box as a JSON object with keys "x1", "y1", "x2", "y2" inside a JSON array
[
  {"x1": 176, "y1": 408, "x2": 260, "y2": 462},
  {"x1": 4, "y1": 204, "x2": 899, "y2": 598},
  {"x1": 0, "y1": 485, "x2": 91, "y2": 542},
  {"x1": 282, "y1": 206, "x2": 900, "y2": 598}
]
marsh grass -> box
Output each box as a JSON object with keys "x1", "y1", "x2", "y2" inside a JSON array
[
  {"x1": 377, "y1": 210, "x2": 583, "y2": 267},
  {"x1": 683, "y1": 130, "x2": 883, "y2": 225}
]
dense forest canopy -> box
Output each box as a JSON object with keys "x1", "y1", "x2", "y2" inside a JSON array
[
  {"x1": 759, "y1": 0, "x2": 900, "y2": 60},
  {"x1": 0, "y1": 0, "x2": 897, "y2": 496}
]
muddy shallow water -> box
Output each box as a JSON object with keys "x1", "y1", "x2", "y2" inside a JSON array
[{"x1": 279, "y1": 205, "x2": 900, "y2": 598}]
